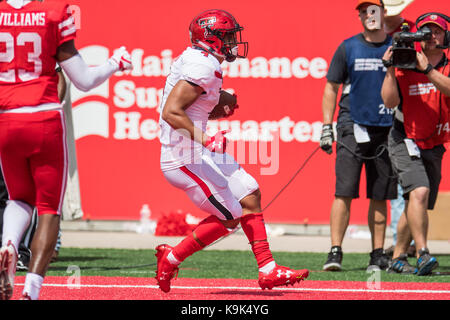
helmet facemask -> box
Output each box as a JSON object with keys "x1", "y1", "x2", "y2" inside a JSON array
[{"x1": 206, "y1": 25, "x2": 248, "y2": 62}]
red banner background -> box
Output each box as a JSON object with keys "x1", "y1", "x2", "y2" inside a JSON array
[{"x1": 68, "y1": 0, "x2": 450, "y2": 224}]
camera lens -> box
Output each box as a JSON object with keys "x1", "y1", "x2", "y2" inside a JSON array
[{"x1": 393, "y1": 48, "x2": 417, "y2": 69}]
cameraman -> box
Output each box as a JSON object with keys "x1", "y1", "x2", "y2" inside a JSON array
[
  {"x1": 320, "y1": 0, "x2": 397, "y2": 272},
  {"x1": 381, "y1": 14, "x2": 450, "y2": 275}
]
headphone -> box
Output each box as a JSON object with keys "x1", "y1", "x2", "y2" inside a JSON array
[{"x1": 416, "y1": 12, "x2": 450, "y2": 49}]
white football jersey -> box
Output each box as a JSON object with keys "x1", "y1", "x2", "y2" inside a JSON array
[{"x1": 159, "y1": 47, "x2": 223, "y2": 171}]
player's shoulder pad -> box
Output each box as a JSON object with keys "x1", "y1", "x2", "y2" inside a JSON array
[
  {"x1": 182, "y1": 47, "x2": 217, "y2": 70},
  {"x1": 180, "y1": 48, "x2": 217, "y2": 88}
]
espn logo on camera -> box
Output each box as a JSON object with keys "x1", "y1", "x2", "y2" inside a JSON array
[{"x1": 409, "y1": 83, "x2": 437, "y2": 96}]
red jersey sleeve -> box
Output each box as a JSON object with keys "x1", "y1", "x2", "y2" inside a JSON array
[
  {"x1": 56, "y1": 3, "x2": 77, "y2": 46},
  {"x1": 0, "y1": 1, "x2": 76, "y2": 109}
]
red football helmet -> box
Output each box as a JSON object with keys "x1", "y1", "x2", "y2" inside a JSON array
[{"x1": 189, "y1": 9, "x2": 248, "y2": 62}]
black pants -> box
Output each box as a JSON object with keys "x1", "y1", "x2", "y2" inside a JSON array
[{"x1": 335, "y1": 125, "x2": 398, "y2": 200}]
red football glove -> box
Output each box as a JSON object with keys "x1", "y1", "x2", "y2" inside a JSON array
[{"x1": 204, "y1": 130, "x2": 230, "y2": 154}]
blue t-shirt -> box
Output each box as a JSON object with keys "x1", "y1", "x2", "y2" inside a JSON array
[{"x1": 327, "y1": 33, "x2": 393, "y2": 128}]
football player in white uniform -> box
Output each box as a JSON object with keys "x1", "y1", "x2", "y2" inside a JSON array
[{"x1": 155, "y1": 9, "x2": 309, "y2": 292}]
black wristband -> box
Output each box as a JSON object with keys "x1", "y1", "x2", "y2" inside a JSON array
[
  {"x1": 382, "y1": 59, "x2": 393, "y2": 68},
  {"x1": 423, "y1": 63, "x2": 433, "y2": 75}
]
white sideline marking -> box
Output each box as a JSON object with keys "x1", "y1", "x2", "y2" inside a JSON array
[{"x1": 13, "y1": 283, "x2": 450, "y2": 294}]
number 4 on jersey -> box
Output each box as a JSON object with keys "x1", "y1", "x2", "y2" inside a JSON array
[{"x1": 437, "y1": 122, "x2": 450, "y2": 136}]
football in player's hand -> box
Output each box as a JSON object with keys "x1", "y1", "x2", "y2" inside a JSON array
[{"x1": 208, "y1": 91, "x2": 239, "y2": 120}]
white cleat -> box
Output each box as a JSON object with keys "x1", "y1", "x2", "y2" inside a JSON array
[{"x1": 0, "y1": 241, "x2": 18, "y2": 300}]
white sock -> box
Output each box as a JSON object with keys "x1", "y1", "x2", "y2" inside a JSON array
[
  {"x1": 167, "y1": 251, "x2": 181, "y2": 265},
  {"x1": 23, "y1": 273, "x2": 44, "y2": 300},
  {"x1": 259, "y1": 261, "x2": 276, "y2": 274},
  {"x1": 2, "y1": 200, "x2": 33, "y2": 251}
]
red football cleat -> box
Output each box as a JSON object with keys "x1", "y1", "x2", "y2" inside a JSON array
[
  {"x1": 258, "y1": 265, "x2": 309, "y2": 290},
  {"x1": 155, "y1": 244, "x2": 179, "y2": 293},
  {"x1": 0, "y1": 241, "x2": 18, "y2": 300}
]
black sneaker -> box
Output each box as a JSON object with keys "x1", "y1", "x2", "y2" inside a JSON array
[
  {"x1": 388, "y1": 254, "x2": 417, "y2": 274},
  {"x1": 16, "y1": 250, "x2": 30, "y2": 271},
  {"x1": 367, "y1": 248, "x2": 391, "y2": 271},
  {"x1": 416, "y1": 248, "x2": 438, "y2": 276},
  {"x1": 323, "y1": 246, "x2": 343, "y2": 271}
]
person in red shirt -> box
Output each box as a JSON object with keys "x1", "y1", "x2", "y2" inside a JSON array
[
  {"x1": 381, "y1": 13, "x2": 450, "y2": 275},
  {"x1": 0, "y1": 0, "x2": 132, "y2": 300}
]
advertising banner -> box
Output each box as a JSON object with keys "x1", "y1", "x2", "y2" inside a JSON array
[{"x1": 68, "y1": 0, "x2": 450, "y2": 224}]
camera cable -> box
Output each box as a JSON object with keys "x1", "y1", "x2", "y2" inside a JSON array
[
  {"x1": 335, "y1": 140, "x2": 397, "y2": 179},
  {"x1": 208, "y1": 145, "x2": 321, "y2": 247}
]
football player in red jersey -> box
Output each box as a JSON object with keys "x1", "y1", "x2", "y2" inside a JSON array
[
  {"x1": 0, "y1": 0, "x2": 132, "y2": 300},
  {"x1": 155, "y1": 9, "x2": 309, "y2": 294}
]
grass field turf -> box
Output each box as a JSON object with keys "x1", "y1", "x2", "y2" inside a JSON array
[{"x1": 21, "y1": 247, "x2": 450, "y2": 283}]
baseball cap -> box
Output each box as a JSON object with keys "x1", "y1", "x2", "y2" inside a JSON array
[
  {"x1": 356, "y1": 0, "x2": 384, "y2": 10},
  {"x1": 417, "y1": 14, "x2": 448, "y2": 31}
]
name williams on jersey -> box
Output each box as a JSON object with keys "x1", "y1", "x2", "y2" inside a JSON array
[{"x1": 0, "y1": 12, "x2": 46, "y2": 27}]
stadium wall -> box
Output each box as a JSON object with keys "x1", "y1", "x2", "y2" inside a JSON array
[{"x1": 68, "y1": 0, "x2": 450, "y2": 224}]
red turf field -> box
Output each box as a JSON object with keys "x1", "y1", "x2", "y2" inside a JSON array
[{"x1": 10, "y1": 276, "x2": 450, "y2": 300}]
